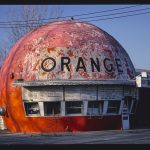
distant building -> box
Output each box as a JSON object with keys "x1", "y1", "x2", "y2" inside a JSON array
[{"x1": 130, "y1": 69, "x2": 150, "y2": 129}]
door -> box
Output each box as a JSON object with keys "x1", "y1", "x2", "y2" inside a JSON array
[{"x1": 122, "y1": 105, "x2": 130, "y2": 130}]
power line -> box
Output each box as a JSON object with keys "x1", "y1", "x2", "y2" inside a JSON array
[
  {"x1": 0, "y1": 5, "x2": 141, "y2": 24},
  {"x1": 0, "y1": 5, "x2": 148, "y2": 27},
  {"x1": 0, "y1": 10, "x2": 149, "y2": 29},
  {"x1": 0, "y1": 6, "x2": 149, "y2": 28},
  {"x1": 77, "y1": 7, "x2": 150, "y2": 20},
  {"x1": 88, "y1": 11, "x2": 150, "y2": 22}
]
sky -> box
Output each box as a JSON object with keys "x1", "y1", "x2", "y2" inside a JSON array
[{"x1": 0, "y1": 5, "x2": 150, "y2": 70}]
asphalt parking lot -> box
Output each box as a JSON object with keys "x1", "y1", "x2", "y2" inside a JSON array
[{"x1": 0, "y1": 129, "x2": 150, "y2": 144}]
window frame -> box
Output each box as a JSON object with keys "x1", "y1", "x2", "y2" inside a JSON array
[
  {"x1": 65, "y1": 101, "x2": 83, "y2": 116},
  {"x1": 44, "y1": 101, "x2": 61, "y2": 116},
  {"x1": 87, "y1": 100, "x2": 104, "y2": 116},
  {"x1": 107, "y1": 100, "x2": 121, "y2": 115},
  {"x1": 24, "y1": 102, "x2": 41, "y2": 117}
]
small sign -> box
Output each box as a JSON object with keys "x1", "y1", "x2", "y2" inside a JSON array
[{"x1": 136, "y1": 75, "x2": 150, "y2": 88}]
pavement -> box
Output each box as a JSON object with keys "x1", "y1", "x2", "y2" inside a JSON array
[{"x1": 0, "y1": 129, "x2": 150, "y2": 144}]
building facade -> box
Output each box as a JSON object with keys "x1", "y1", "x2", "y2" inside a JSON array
[{"x1": 0, "y1": 20, "x2": 140, "y2": 132}]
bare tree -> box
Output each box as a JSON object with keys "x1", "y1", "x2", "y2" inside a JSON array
[
  {"x1": 9, "y1": 5, "x2": 63, "y2": 45},
  {"x1": 0, "y1": 42, "x2": 8, "y2": 68},
  {"x1": 0, "y1": 5, "x2": 63, "y2": 67}
]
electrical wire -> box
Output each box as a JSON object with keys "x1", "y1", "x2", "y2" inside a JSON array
[
  {"x1": 87, "y1": 11, "x2": 150, "y2": 22},
  {"x1": 0, "y1": 5, "x2": 142, "y2": 24},
  {"x1": 77, "y1": 7, "x2": 150, "y2": 20},
  {"x1": 1, "y1": 6, "x2": 149, "y2": 26},
  {"x1": 0, "y1": 5, "x2": 149, "y2": 28}
]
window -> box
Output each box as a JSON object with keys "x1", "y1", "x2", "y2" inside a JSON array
[
  {"x1": 24, "y1": 102, "x2": 40, "y2": 116},
  {"x1": 107, "y1": 101, "x2": 121, "y2": 114},
  {"x1": 65, "y1": 101, "x2": 83, "y2": 115},
  {"x1": 87, "y1": 101, "x2": 103, "y2": 115},
  {"x1": 124, "y1": 96, "x2": 132, "y2": 112},
  {"x1": 44, "y1": 102, "x2": 61, "y2": 116},
  {"x1": 123, "y1": 116, "x2": 128, "y2": 120}
]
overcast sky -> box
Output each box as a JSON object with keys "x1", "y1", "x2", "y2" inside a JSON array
[{"x1": 0, "y1": 5, "x2": 149, "y2": 70}]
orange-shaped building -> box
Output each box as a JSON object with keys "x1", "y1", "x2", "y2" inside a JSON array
[{"x1": 0, "y1": 20, "x2": 138, "y2": 133}]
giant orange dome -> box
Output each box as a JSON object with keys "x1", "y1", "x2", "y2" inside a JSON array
[{"x1": 0, "y1": 20, "x2": 136, "y2": 133}]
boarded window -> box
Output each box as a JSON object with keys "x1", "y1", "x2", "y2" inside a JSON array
[
  {"x1": 22, "y1": 86, "x2": 63, "y2": 101},
  {"x1": 107, "y1": 101, "x2": 121, "y2": 114},
  {"x1": 65, "y1": 101, "x2": 83, "y2": 115},
  {"x1": 98, "y1": 85, "x2": 123, "y2": 100},
  {"x1": 87, "y1": 101, "x2": 103, "y2": 115},
  {"x1": 65, "y1": 86, "x2": 97, "y2": 101},
  {"x1": 24, "y1": 102, "x2": 40, "y2": 116},
  {"x1": 44, "y1": 102, "x2": 61, "y2": 116}
]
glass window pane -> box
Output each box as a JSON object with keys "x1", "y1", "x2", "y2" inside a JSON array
[
  {"x1": 124, "y1": 96, "x2": 132, "y2": 111},
  {"x1": 87, "y1": 101, "x2": 103, "y2": 115},
  {"x1": 107, "y1": 101, "x2": 121, "y2": 114},
  {"x1": 24, "y1": 102, "x2": 40, "y2": 116},
  {"x1": 44, "y1": 102, "x2": 60, "y2": 116},
  {"x1": 65, "y1": 101, "x2": 82, "y2": 114}
]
